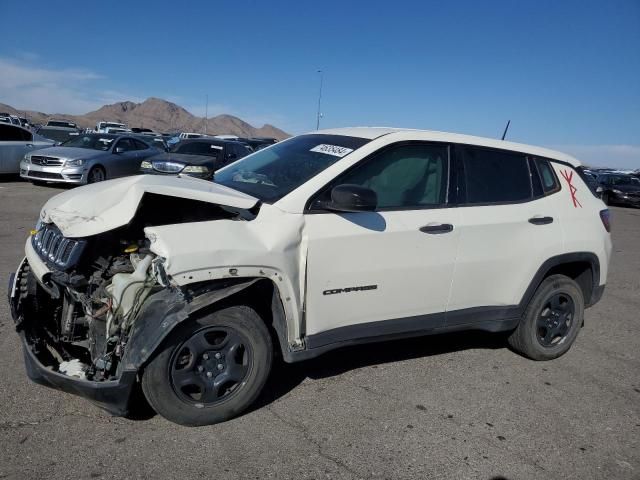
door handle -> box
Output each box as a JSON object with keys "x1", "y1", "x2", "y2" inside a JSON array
[
  {"x1": 419, "y1": 223, "x2": 454, "y2": 234},
  {"x1": 528, "y1": 216, "x2": 554, "y2": 225}
]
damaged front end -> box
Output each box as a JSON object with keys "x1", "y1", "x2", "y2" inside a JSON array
[{"x1": 8, "y1": 177, "x2": 261, "y2": 415}]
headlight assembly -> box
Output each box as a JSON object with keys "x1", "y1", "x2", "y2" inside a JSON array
[
  {"x1": 140, "y1": 161, "x2": 153, "y2": 169},
  {"x1": 182, "y1": 166, "x2": 209, "y2": 174},
  {"x1": 23, "y1": 155, "x2": 30, "y2": 163},
  {"x1": 65, "y1": 159, "x2": 84, "y2": 166},
  {"x1": 612, "y1": 189, "x2": 623, "y2": 194}
]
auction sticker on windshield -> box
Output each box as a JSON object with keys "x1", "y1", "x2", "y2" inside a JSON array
[{"x1": 310, "y1": 144, "x2": 354, "y2": 157}]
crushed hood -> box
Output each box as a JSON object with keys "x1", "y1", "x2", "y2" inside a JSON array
[{"x1": 41, "y1": 174, "x2": 259, "y2": 237}]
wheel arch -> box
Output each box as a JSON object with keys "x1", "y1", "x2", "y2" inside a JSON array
[
  {"x1": 87, "y1": 163, "x2": 107, "y2": 181},
  {"x1": 520, "y1": 252, "x2": 600, "y2": 310},
  {"x1": 120, "y1": 277, "x2": 293, "y2": 374}
]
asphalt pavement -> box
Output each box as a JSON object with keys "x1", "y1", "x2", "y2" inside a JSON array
[{"x1": 0, "y1": 178, "x2": 638, "y2": 479}]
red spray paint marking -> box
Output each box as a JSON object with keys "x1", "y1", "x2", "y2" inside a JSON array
[{"x1": 560, "y1": 170, "x2": 582, "y2": 208}]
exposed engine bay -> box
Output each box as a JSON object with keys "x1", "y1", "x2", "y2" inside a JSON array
[{"x1": 15, "y1": 193, "x2": 251, "y2": 382}]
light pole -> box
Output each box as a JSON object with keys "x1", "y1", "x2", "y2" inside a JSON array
[
  {"x1": 204, "y1": 94, "x2": 209, "y2": 135},
  {"x1": 316, "y1": 69, "x2": 323, "y2": 130}
]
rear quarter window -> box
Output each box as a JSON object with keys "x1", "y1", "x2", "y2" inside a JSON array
[{"x1": 535, "y1": 158, "x2": 560, "y2": 194}]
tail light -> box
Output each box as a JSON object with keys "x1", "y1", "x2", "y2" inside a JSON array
[{"x1": 599, "y1": 209, "x2": 611, "y2": 232}]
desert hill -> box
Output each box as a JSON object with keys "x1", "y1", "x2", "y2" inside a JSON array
[{"x1": 0, "y1": 97, "x2": 289, "y2": 139}]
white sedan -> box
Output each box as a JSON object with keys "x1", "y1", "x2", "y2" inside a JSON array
[{"x1": 0, "y1": 123, "x2": 54, "y2": 174}]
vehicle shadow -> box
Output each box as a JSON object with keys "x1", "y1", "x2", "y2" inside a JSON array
[
  {"x1": 251, "y1": 330, "x2": 510, "y2": 412},
  {"x1": 0, "y1": 174, "x2": 74, "y2": 190},
  {"x1": 126, "y1": 330, "x2": 510, "y2": 422}
]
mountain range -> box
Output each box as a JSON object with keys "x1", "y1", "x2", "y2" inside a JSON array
[{"x1": 0, "y1": 97, "x2": 290, "y2": 139}]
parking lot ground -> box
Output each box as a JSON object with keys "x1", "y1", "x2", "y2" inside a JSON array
[{"x1": 0, "y1": 179, "x2": 638, "y2": 480}]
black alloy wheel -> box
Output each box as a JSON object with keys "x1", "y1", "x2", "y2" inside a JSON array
[
  {"x1": 170, "y1": 326, "x2": 251, "y2": 405},
  {"x1": 508, "y1": 274, "x2": 584, "y2": 360},
  {"x1": 535, "y1": 293, "x2": 575, "y2": 347},
  {"x1": 141, "y1": 305, "x2": 273, "y2": 426}
]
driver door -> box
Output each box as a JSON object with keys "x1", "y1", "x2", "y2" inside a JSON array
[
  {"x1": 111, "y1": 138, "x2": 139, "y2": 177},
  {"x1": 302, "y1": 142, "x2": 460, "y2": 346}
]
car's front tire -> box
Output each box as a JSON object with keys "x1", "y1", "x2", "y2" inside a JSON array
[
  {"x1": 87, "y1": 166, "x2": 106, "y2": 183},
  {"x1": 141, "y1": 306, "x2": 273, "y2": 426},
  {"x1": 508, "y1": 274, "x2": 584, "y2": 360}
]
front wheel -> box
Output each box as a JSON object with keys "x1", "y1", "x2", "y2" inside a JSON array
[
  {"x1": 87, "y1": 166, "x2": 106, "y2": 183},
  {"x1": 141, "y1": 306, "x2": 273, "y2": 426},
  {"x1": 508, "y1": 275, "x2": 584, "y2": 360}
]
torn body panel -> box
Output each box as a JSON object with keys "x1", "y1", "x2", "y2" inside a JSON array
[
  {"x1": 8, "y1": 187, "x2": 307, "y2": 415},
  {"x1": 146, "y1": 204, "x2": 307, "y2": 347},
  {"x1": 40, "y1": 174, "x2": 259, "y2": 237}
]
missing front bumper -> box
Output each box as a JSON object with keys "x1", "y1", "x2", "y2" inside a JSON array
[{"x1": 8, "y1": 261, "x2": 137, "y2": 416}]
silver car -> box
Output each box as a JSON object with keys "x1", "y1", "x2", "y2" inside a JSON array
[
  {"x1": 20, "y1": 133, "x2": 160, "y2": 185},
  {"x1": 0, "y1": 123, "x2": 54, "y2": 174}
]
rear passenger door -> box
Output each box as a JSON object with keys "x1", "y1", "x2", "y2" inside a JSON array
[{"x1": 446, "y1": 146, "x2": 563, "y2": 325}]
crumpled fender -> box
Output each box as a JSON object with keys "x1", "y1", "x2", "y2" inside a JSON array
[{"x1": 120, "y1": 278, "x2": 290, "y2": 370}]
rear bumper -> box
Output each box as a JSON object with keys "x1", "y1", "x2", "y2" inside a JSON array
[
  {"x1": 8, "y1": 261, "x2": 136, "y2": 416},
  {"x1": 610, "y1": 192, "x2": 640, "y2": 207}
]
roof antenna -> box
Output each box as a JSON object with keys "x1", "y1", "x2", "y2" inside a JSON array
[{"x1": 501, "y1": 120, "x2": 511, "y2": 140}]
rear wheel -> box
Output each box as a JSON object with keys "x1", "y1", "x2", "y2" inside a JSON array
[
  {"x1": 508, "y1": 275, "x2": 584, "y2": 360},
  {"x1": 141, "y1": 306, "x2": 273, "y2": 426},
  {"x1": 87, "y1": 166, "x2": 106, "y2": 183}
]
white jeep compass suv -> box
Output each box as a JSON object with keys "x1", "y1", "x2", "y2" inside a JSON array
[{"x1": 8, "y1": 128, "x2": 612, "y2": 426}]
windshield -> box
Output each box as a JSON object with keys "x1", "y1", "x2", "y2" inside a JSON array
[
  {"x1": 605, "y1": 176, "x2": 640, "y2": 186},
  {"x1": 171, "y1": 141, "x2": 223, "y2": 157},
  {"x1": 100, "y1": 122, "x2": 125, "y2": 129},
  {"x1": 48, "y1": 121, "x2": 75, "y2": 128},
  {"x1": 214, "y1": 134, "x2": 370, "y2": 202},
  {"x1": 62, "y1": 134, "x2": 115, "y2": 151},
  {"x1": 37, "y1": 127, "x2": 79, "y2": 143}
]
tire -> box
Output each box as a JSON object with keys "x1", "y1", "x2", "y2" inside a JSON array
[
  {"x1": 141, "y1": 305, "x2": 273, "y2": 426},
  {"x1": 87, "y1": 166, "x2": 106, "y2": 183},
  {"x1": 508, "y1": 274, "x2": 584, "y2": 360}
]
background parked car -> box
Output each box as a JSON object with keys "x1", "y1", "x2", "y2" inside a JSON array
[
  {"x1": 46, "y1": 119, "x2": 78, "y2": 129},
  {"x1": 131, "y1": 127, "x2": 155, "y2": 134},
  {"x1": 36, "y1": 125, "x2": 81, "y2": 144},
  {"x1": 20, "y1": 133, "x2": 157, "y2": 185},
  {"x1": 140, "y1": 138, "x2": 250, "y2": 179},
  {"x1": 96, "y1": 121, "x2": 128, "y2": 133},
  {"x1": 596, "y1": 173, "x2": 640, "y2": 207},
  {"x1": 131, "y1": 134, "x2": 168, "y2": 152},
  {"x1": 0, "y1": 123, "x2": 54, "y2": 174}
]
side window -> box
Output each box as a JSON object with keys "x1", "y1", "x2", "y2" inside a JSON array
[
  {"x1": 330, "y1": 143, "x2": 449, "y2": 209},
  {"x1": 116, "y1": 138, "x2": 135, "y2": 152},
  {"x1": 235, "y1": 143, "x2": 249, "y2": 159},
  {"x1": 535, "y1": 158, "x2": 560, "y2": 193},
  {"x1": 461, "y1": 147, "x2": 531, "y2": 204},
  {"x1": 0, "y1": 124, "x2": 29, "y2": 141},
  {"x1": 133, "y1": 139, "x2": 149, "y2": 150}
]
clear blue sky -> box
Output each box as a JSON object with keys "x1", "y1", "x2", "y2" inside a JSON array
[{"x1": 1, "y1": 0, "x2": 638, "y2": 167}]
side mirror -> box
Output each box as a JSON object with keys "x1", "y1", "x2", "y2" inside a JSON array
[
  {"x1": 595, "y1": 186, "x2": 603, "y2": 193},
  {"x1": 115, "y1": 146, "x2": 125, "y2": 154},
  {"x1": 327, "y1": 184, "x2": 377, "y2": 212}
]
